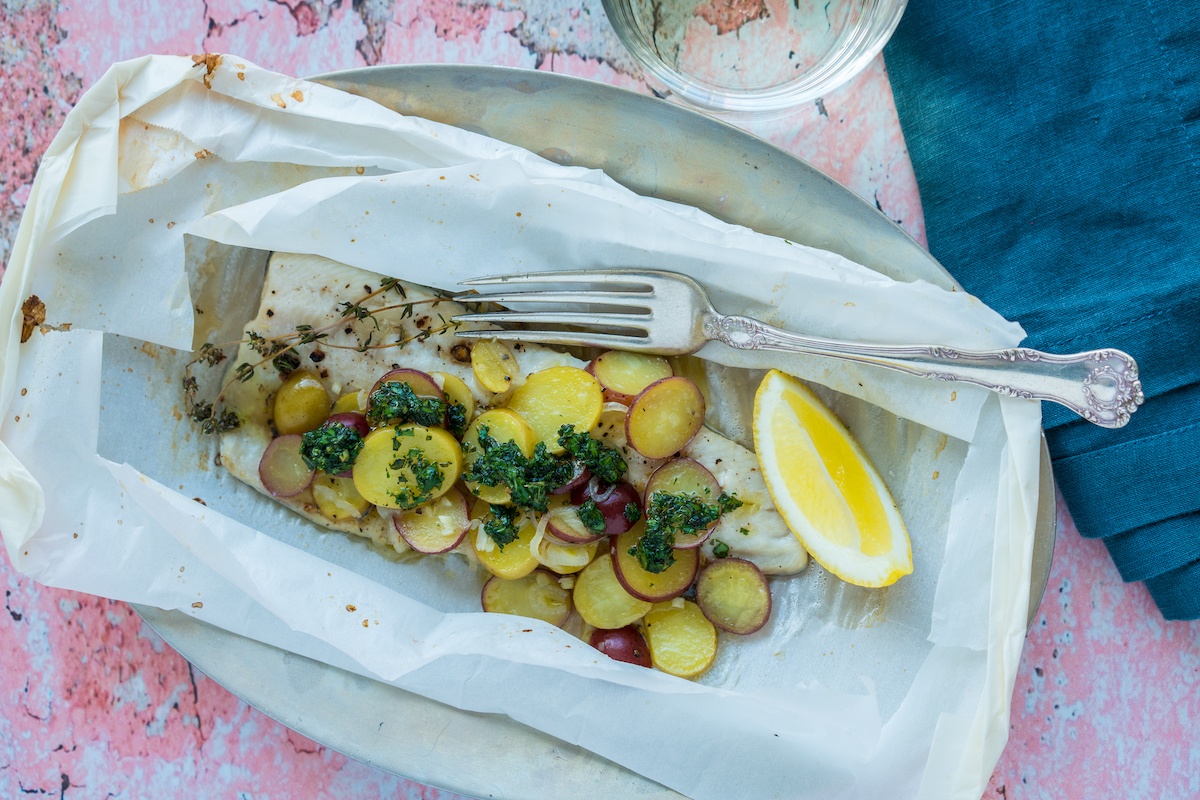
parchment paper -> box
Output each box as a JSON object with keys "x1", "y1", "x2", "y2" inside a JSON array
[{"x1": 0, "y1": 55, "x2": 1040, "y2": 800}]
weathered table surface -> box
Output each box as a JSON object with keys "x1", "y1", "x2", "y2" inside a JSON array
[{"x1": 1, "y1": 3, "x2": 1195, "y2": 798}]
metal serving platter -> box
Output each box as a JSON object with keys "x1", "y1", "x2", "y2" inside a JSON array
[{"x1": 134, "y1": 65, "x2": 1056, "y2": 800}]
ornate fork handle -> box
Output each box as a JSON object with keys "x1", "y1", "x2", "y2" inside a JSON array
[{"x1": 705, "y1": 315, "x2": 1144, "y2": 428}]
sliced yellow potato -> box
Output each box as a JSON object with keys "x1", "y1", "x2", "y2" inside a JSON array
[
  {"x1": 695, "y1": 558, "x2": 771, "y2": 635},
  {"x1": 591, "y1": 351, "x2": 673, "y2": 404},
  {"x1": 573, "y1": 553, "x2": 652, "y2": 629},
  {"x1": 471, "y1": 339, "x2": 521, "y2": 393},
  {"x1": 481, "y1": 569, "x2": 572, "y2": 628},
  {"x1": 331, "y1": 389, "x2": 367, "y2": 414},
  {"x1": 506, "y1": 366, "x2": 603, "y2": 453},
  {"x1": 625, "y1": 376, "x2": 705, "y2": 459},
  {"x1": 643, "y1": 600, "x2": 717, "y2": 679},
  {"x1": 472, "y1": 504, "x2": 540, "y2": 580},
  {"x1": 463, "y1": 408, "x2": 537, "y2": 504},
  {"x1": 273, "y1": 370, "x2": 330, "y2": 435},
  {"x1": 611, "y1": 526, "x2": 699, "y2": 602},
  {"x1": 752, "y1": 369, "x2": 911, "y2": 588},
  {"x1": 312, "y1": 473, "x2": 372, "y2": 521},
  {"x1": 352, "y1": 425, "x2": 462, "y2": 510},
  {"x1": 434, "y1": 371, "x2": 476, "y2": 421}
]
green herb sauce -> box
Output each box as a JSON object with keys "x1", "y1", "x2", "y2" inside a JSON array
[
  {"x1": 300, "y1": 421, "x2": 364, "y2": 474},
  {"x1": 368, "y1": 381, "x2": 447, "y2": 428}
]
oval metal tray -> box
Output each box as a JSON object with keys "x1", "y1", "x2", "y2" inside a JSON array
[{"x1": 136, "y1": 64, "x2": 1055, "y2": 800}]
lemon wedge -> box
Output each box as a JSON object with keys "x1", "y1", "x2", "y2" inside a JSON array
[{"x1": 752, "y1": 369, "x2": 912, "y2": 587}]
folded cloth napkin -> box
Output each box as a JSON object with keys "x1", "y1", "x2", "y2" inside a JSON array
[{"x1": 884, "y1": 1, "x2": 1200, "y2": 618}]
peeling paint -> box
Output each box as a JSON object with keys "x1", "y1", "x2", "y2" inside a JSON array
[{"x1": 4, "y1": 1, "x2": 1192, "y2": 798}]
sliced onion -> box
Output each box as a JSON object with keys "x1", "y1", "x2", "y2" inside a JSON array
[
  {"x1": 530, "y1": 515, "x2": 597, "y2": 574},
  {"x1": 545, "y1": 505, "x2": 606, "y2": 544}
]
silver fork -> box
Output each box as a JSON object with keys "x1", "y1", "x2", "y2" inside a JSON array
[{"x1": 452, "y1": 269, "x2": 1143, "y2": 429}]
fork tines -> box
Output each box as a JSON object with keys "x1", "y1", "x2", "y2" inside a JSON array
[{"x1": 450, "y1": 269, "x2": 658, "y2": 350}]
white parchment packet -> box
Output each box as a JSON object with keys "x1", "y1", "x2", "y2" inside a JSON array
[{"x1": 0, "y1": 55, "x2": 1040, "y2": 800}]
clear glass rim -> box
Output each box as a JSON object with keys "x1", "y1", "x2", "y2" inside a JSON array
[{"x1": 602, "y1": 0, "x2": 909, "y2": 117}]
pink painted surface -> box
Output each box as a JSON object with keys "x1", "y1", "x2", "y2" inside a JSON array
[{"x1": 0, "y1": 2, "x2": 1194, "y2": 798}]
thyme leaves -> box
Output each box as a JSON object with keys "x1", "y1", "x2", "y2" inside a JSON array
[{"x1": 183, "y1": 282, "x2": 467, "y2": 435}]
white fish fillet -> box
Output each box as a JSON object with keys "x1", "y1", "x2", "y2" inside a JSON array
[{"x1": 219, "y1": 252, "x2": 807, "y2": 575}]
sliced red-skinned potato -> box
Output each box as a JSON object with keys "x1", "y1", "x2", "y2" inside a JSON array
[
  {"x1": 570, "y1": 479, "x2": 642, "y2": 536},
  {"x1": 545, "y1": 504, "x2": 606, "y2": 544},
  {"x1": 644, "y1": 458, "x2": 720, "y2": 504},
  {"x1": 312, "y1": 473, "x2": 371, "y2": 520},
  {"x1": 506, "y1": 366, "x2": 604, "y2": 453},
  {"x1": 273, "y1": 370, "x2": 330, "y2": 435},
  {"x1": 625, "y1": 376, "x2": 705, "y2": 459},
  {"x1": 392, "y1": 485, "x2": 470, "y2": 553},
  {"x1": 322, "y1": 411, "x2": 370, "y2": 438},
  {"x1": 573, "y1": 552, "x2": 653, "y2": 629},
  {"x1": 462, "y1": 408, "x2": 537, "y2": 504},
  {"x1": 591, "y1": 351, "x2": 673, "y2": 404},
  {"x1": 370, "y1": 367, "x2": 444, "y2": 400},
  {"x1": 259, "y1": 434, "x2": 315, "y2": 497},
  {"x1": 695, "y1": 558, "x2": 772, "y2": 635},
  {"x1": 481, "y1": 569, "x2": 572, "y2": 628},
  {"x1": 643, "y1": 458, "x2": 721, "y2": 549},
  {"x1": 589, "y1": 625, "x2": 653, "y2": 668},
  {"x1": 611, "y1": 526, "x2": 699, "y2": 602},
  {"x1": 643, "y1": 600, "x2": 717, "y2": 678},
  {"x1": 352, "y1": 425, "x2": 462, "y2": 509}
]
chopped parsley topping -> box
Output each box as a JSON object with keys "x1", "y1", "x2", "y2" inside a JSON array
[
  {"x1": 483, "y1": 504, "x2": 521, "y2": 549},
  {"x1": 577, "y1": 500, "x2": 606, "y2": 533},
  {"x1": 628, "y1": 491, "x2": 731, "y2": 574},
  {"x1": 710, "y1": 539, "x2": 731, "y2": 559},
  {"x1": 464, "y1": 426, "x2": 575, "y2": 514},
  {"x1": 300, "y1": 421, "x2": 364, "y2": 474},
  {"x1": 557, "y1": 424, "x2": 627, "y2": 485},
  {"x1": 368, "y1": 381, "x2": 447, "y2": 428},
  {"x1": 463, "y1": 427, "x2": 526, "y2": 493},
  {"x1": 445, "y1": 401, "x2": 469, "y2": 439},
  {"x1": 623, "y1": 502, "x2": 642, "y2": 524},
  {"x1": 520, "y1": 443, "x2": 576, "y2": 510},
  {"x1": 387, "y1": 446, "x2": 446, "y2": 509},
  {"x1": 717, "y1": 492, "x2": 744, "y2": 513},
  {"x1": 627, "y1": 523, "x2": 677, "y2": 574}
]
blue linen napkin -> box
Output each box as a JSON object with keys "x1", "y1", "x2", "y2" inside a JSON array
[{"x1": 883, "y1": 1, "x2": 1200, "y2": 618}]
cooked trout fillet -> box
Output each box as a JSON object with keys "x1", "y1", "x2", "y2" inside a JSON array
[{"x1": 219, "y1": 252, "x2": 807, "y2": 575}]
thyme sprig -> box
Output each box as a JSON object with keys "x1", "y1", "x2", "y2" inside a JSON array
[{"x1": 183, "y1": 281, "x2": 468, "y2": 435}]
